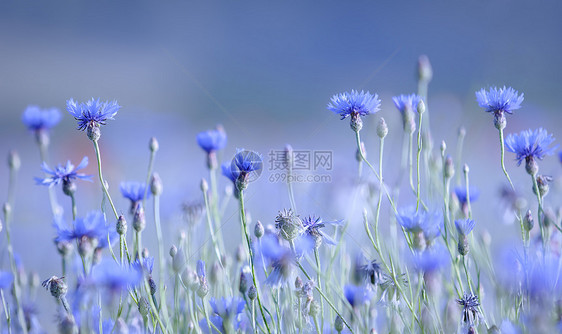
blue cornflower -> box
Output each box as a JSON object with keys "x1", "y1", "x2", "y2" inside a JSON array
[
  {"x1": 454, "y1": 186, "x2": 480, "y2": 206},
  {"x1": 0, "y1": 271, "x2": 13, "y2": 289},
  {"x1": 54, "y1": 211, "x2": 114, "y2": 256},
  {"x1": 505, "y1": 128, "x2": 557, "y2": 175},
  {"x1": 328, "y1": 90, "x2": 381, "y2": 132},
  {"x1": 328, "y1": 90, "x2": 381, "y2": 120},
  {"x1": 455, "y1": 219, "x2": 476, "y2": 236},
  {"x1": 301, "y1": 215, "x2": 343, "y2": 248},
  {"x1": 233, "y1": 149, "x2": 263, "y2": 173},
  {"x1": 120, "y1": 181, "x2": 150, "y2": 213},
  {"x1": 21, "y1": 105, "x2": 61, "y2": 132},
  {"x1": 412, "y1": 244, "x2": 449, "y2": 274},
  {"x1": 259, "y1": 234, "x2": 296, "y2": 288},
  {"x1": 230, "y1": 149, "x2": 263, "y2": 191},
  {"x1": 392, "y1": 94, "x2": 422, "y2": 114},
  {"x1": 344, "y1": 284, "x2": 374, "y2": 308},
  {"x1": 197, "y1": 126, "x2": 227, "y2": 154},
  {"x1": 209, "y1": 297, "x2": 246, "y2": 321},
  {"x1": 352, "y1": 254, "x2": 384, "y2": 286},
  {"x1": 475, "y1": 86, "x2": 524, "y2": 115},
  {"x1": 90, "y1": 260, "x2": 142, "y2": 295},
  {"x1": 132, "y1": 256, "x2": 154, "y2": 277},
  {"x1": 35, "y1": 157, "x2": 92, "y2": 194},
  {"x1": 396, "y1": 207, "x2": 442, "y2": 250},
  {"x1": 457, "y1": 292, "x2": 481, "y2": 325},
  {"x1": 67, "y1": 98, "x2": 120, "y2": 140}
]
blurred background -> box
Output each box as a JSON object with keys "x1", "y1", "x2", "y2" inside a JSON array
[{"x1": 1, "y1": 1, "x2": 562, "y2": 329}]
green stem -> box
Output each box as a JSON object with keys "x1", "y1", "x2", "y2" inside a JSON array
[
  {"x1": 1, "y1": 289, "x2": 11, "y2": 334},
  {"x1": 314, "y1": 248, "x2": 325, "y2": 330},
  {"x1": 153, "y1": 194, "x2": 172, "y2": 328},
  {"x1": 238, "y1": 190, "x2": 272, "y2": 334},
  {"x1": 142, "y1": 150, "x2": 156, "y2": 211},
  {"x1": 92, "y1": 140, "x2": 119, "y2": 219},
  {"x1": 416, "y1": 111, "x2": 424, "y2": 211},
  {"x1": 464, "y1": 167, "x2": 472, "y2": 219},
  {"x1": 498, "y1": 128, "x2": 515, "y2": 190},
  {"x1": 531, "y1": 175, "x2": 546, "y2": 251},
  {"x1": 408, "y1": 131, "x2": 415, "y2": 193},
  {"x1": 69, "y1": 193, "x2": 77, "y2": 221},
  {"x1": 202, "y1": 185, "x2": 224, "y2": 267}
]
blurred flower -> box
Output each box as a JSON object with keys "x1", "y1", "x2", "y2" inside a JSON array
[
  {"x1": 505, "y1": 128, "x2": 557, "y2": 173},
  {"x1": 182, "y1": 201, "x2": 205, "y2": 226},
  {"x1": 344, "y1": 284, "x2": 374, "y2": 308},
  {"x1": 259, "y1": 234, "x2": 296, "y2": 288},
  {"x1": 66, "y1": 98, "x2": 120, "y2": 131},
  {"x1": 475, "y1": 86, "x2": 523, "y2": 114},
  {"x1": 301, "y1": 215, "x2": 343, "y2": 248},
  {"x1": 412, "y1": 244, "x2": 449, "y2": 274},
  {"x1": 132, "y1": 256, "x2": 154, "y2": 277},
  {"x1": 21, "y1": 105, "x2": 61, "y2": 132},
  {"x1": 209, "y1": 297, "x2": 245, "y2": 321},
  {"x1": 395, "y1": 207, "x2": 442, "y2": 249},
  {"x1": 455, "y1": 219, "x2": 476, "y2": 236},
  {"x1": 328, "y1": 90, "x2": 381, "y2": 120},
  {"x1": 53, "y1": 211, "x2": 116, "y2": 256},
  {"x1": 35, "y1": 157, "x2": 92, "y2": 187},
  {"x1": 457, "y1": 292, "x2": 481, "y2": 325},
  {"x1": 0, "y1": 271, "x2": 13, "y2": 289},
  {"x1": 120, "y1": 181, "x2": 150, "y2": 213},
  {"x1": 90, "y1": 260, "x2": 142, "y2": 295},
  {"x1": 197, "y1": 127, "x2": 227, "y2": 154},
  {"x1": 392, "y1": 94, "x2": 422, "y2": 114},
  {"x1": 453, "y1": 186, "x2": 480, "y2": 206},
  {"x1": 357, "y1": 258, "x2": 384, "y2": 286}
]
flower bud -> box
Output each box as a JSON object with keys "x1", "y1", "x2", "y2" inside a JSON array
[
  {"x1": 8, "y1": 150, "x2": 21, "y2": 171},
  {"x1": 62, "y1": 179, "x2": 76, "y2": 196},
  {"x1": 523, "y1": 210, "x2": 534, "y2": 231},
  {"x1": 149, "y1": 137, "x2": 159, "y2": 153},
  {"x1": 350, "y1": 112, "x2": 363, "y2": 132},
  {"x1": 534, "y1": 175, "x2": 551, "y2": 198},
  {"x1": 235, "y1": 244, "x2": 246, "y2": 263},
  {"x1": 458, "y1": 234, "x2": 470, "y2": 256},
  {"x1": 133, "y1": 206, "x2": 146, "y2": 232},
  {"x1": 309, "y1": 300, "x2": 320, "y2": 317},
  {"x1": 284, "y1": 144, "x2": 293, "y2": 168},
  {"x1": 197, "y1": 281, "x2": 209, "y2": 298},
  {"x1": 138, "y1": 296, "x2": 150, "y2": 316},
  {"x1": 247, "y1": 286, "x2": 257, "y2": 300},
  {"x1": 150, "y1": 173, "x2": 163, "y2": 196},
  {"x1": 169, "y1": 245, "x2": 178, "y2": 258},
  {"x1": 335, "y1": 315, "x2": 344, "y2": 333},
  {"x1": 142, "y1": 248, "x2": 150, "y2": 258},
  {"x1": 493, "y1": 112, "x2": 506, "y2": 130},
  {"x1": 56, "y1": 240, "x2": 74, "y2": 257},
  {"x1": 463, "y1": 163, "x2": 470, "y2": 175},
  {"x1": 87, "y1": 125, "x2": 101, "y2": 142},
  {"x1": 403, "y1": 108, "x2": 416, "y2": 134},
  {"x1": 417, "y1": 99, "x2": 426, "y2": 115},
  {"x1": 116, "y1": 215, "x2": 127, "y2": 235},
  {"x1": 440, "y1": 141, "x2": 447, "y2": 157},
  {"x1": 254, "y1": 221, "x2": 264, "y2": 238},
  {"x1": 418, "y1": 55, "x2": 433, "y2": 83},
  {"x1": 525, "y1": 157, "x2": 538, "y2": 176},
  {"x1": 444, "y1": 155, "x2": 454, "y2": 180},
  {"x1": 200, "y1": 178, "x2": 209, "y2": 193},
  {"x1": 3, "y1": 203, "x2": 11, "y2": 220},
  {"x1": 239, "y1": 272, "x2": 249, "y2": 294},
  {"x1": 172, "y1": 250, "x2": 185, "y2": 274},
  {"x1": 148, "y1": 277, "x2": 157, "y2": 295},
  {"x1": 42, "y1": 276, "x2": 67, "y2": 298},
  {"x1": 377, "y1": 117, "x2": 388, "y2": 139}
]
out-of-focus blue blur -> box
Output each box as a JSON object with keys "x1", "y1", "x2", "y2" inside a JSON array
[{"x1": 1, "y1": 2, "x2": 561, "y2": 329}]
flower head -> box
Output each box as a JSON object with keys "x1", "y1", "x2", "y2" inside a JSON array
[
  {"x1": 475, "y1": 86, "x2": 523, "y2": 115},
  {"x1": 120, "y1": 181, "x2": 150, "y2": 213},
  {"x1": 67, "y1": 98, "x2": 120, "y2": 140},
  {"x1": 275, "y1": 209, "x2": 303, "y2": 241},
  {"x1": 259, "y1": 234, "x2": 297, "y2": 288},
  {"x1": 21, "y1": 105, "x2": 61, "y2": 132},
  {"x1": 209, "y1": 297, "x2": 245, "y2": 321},
  {"x1": 353, "y1": 255, "x2": 384, "y2": 286},
  {"x1": 301, "y1": 215, "x2": 343, "y2": 248},
  {"x1": 392, "y1": 94, "x2": 422, "y2": 114},
  {"x1": 90, "y1": 260, "x2": 142, "y2": 295},
  {"x1": 197, "y1": 126, "x2": 227, "y2": 154},
  {"x1": 455, "y1": 219, "x2": 476, "y2": 236},
  {"x1": 344, "y1": 284, "x2": 374, "y2": 308},
  {"x1": 229, "y1": 149, "x2": 263, "y2": 191},
  {"x1": 328, "y1": 90, "x2": 381, "y2": 120},
  {"x1": 53, "y1": 211, "x2": 116, "y2": 256},
  {"x1": 412, "y1": 244, "x2": 449, "y2": 274},
  {"x1": 35, "y1": 157, "x2": 92, "y2": 189},
  {"x1": 456, "y1": 292, "x2": 481, "y2": 325},
  {"x1": 0, "y1": 271, "x2": 13, "y2": 289},
  {"x1": 505, "y1": 128, "x2": 557, "y2": 174},
  {"x1": 454, "y1": 186, "x2": 480, "y2": 206}
]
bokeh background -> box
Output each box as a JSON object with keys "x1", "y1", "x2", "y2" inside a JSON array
[{"x1": 1, "y1": 1, "x2": 562, "y2": 329}]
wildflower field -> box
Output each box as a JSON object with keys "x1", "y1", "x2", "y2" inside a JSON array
[{"x1": 1, "y1": 3, "x2": 562, "y2": 334}]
